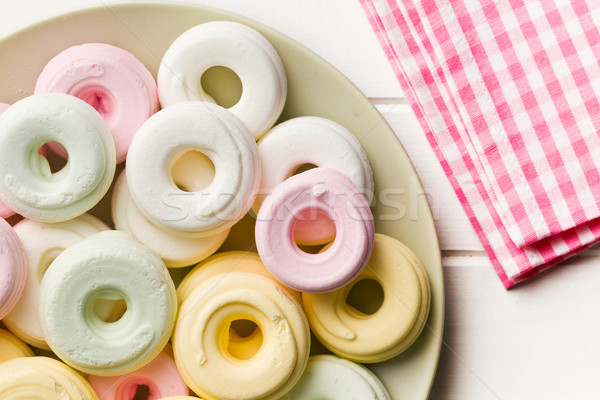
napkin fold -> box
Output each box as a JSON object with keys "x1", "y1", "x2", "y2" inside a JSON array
[{"x1": 360, "y1": 0, "x2": 600, "y2": 287}]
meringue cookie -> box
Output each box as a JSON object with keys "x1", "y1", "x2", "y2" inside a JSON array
[
  {"x1": 87, "y1": 345, "x2": 189, "y2": 399},
  {"x1": 176, "y1": 251, "x2": 301, "y2": 305},
  {"x1": 0, "y1": 328, "x2": 34, "y2": 363},
  {"x1": 0, "y1": 357, "x2": 98, "y2": 399},
  {"x1": 255, "y1": 168, "x2": 374, "y2": 293},
  {"x1": 303, "y1": 233, "x2": 431, "y2": 362},
  {"x1": 284, "y1": 355, "x2": 390, "y2": 400},
  {"x1": 158, "y1": 21, "x2": 286, "y2": 140},
  {"x1": 0, "y1": 103, "x2": 15, "y2": 219},
  {"x1": 174, "y1": 272, "x2": 309, "y2": 400},
  {"x1": 254, "y1": 117, "x2": 373, "y2": 245},
  {"x1": 35, "y1": 43, "x2": 159, "y2": 163},
  {"x1": 0, "y1": 93, "x2": 116, "y2": 222},
  {"x1": 3, "y1": 214, "x2": 108, "y2": 349},
  {"x1": 126, "y1": 102, "x2": 259, "y2": 237},
  {"x1": 39, "y1": 231, "x2": 177, "y2": 375},
  {"x1": 112, "y1": 169, "x2": 229, "y2": 268},
  {"x1": 0, "y1": 218, "x2": 27, "y2": 320}
]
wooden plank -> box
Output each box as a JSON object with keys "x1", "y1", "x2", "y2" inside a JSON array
[
  {"x1": 376, "y1": 104, "x2": 484, "y2": 251},
  {"x1": 431, "y1": 253, "x2": 600, "y2": 399}
]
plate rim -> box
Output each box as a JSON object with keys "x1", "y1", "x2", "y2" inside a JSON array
[{"x1": 0, "y1": 1, "x2": 445, "y2": 398}]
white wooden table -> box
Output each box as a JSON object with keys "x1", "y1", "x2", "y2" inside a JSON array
[{"x1": 2, "y1": 1, "x2": 600, "y2": 399}]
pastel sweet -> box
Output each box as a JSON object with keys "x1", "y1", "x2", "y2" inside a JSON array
[
  {"x1": 0, "y1": 356, "x2": 98, "y2": 399},
  {"x1": 0, "y1": 204, "x2": 13, "y2": 223},
  {"x1": 0, "y1": 103, "x2": 49, "y2": 219},
  {"x1": 0, "y1": 93, "x2": 116, "y2": 222},
  {"x1": 3, "y1": 214, "x2": 108, "y2": 349},
  {"x1": 0, "y1": 101, "x2": 48, "y2": 219},
  {"x1": 126, "y1": 102, "x2": 259, "y2": 237},
  {"x1": 87, "y1": 345, "x2": 189, "y2": 399},
  {"x1": 112, "y1": 169, "x2": 229, "y2": 268},
  {"x1": 283, "y1": 355, "x2": 390, "y2": 400},
  {"x1": 39, "y1": 230, "x2": 177, "y2": 375},
  {"x1": 255, "y1": 168, "x2": 374, "y2": 293},
  {"x1": 302, "y1": 233, "x2": 431, "y2": 363},
  {"x1": 0, "y1": 218, "x2": 27, "y2": 319},
  {"x1": 173, "y1": 272, "x2": 310, "y2": 400},
  {"x1": 77, "y1": 212, "x2": 112, "y2": 232},
  {"x1": 169, "y1": 148, "x2": 216, "y2": 192},
  {"x1": 0, "y1": 103, "x2": 15, "y2": 219},
  {"x1": 158, "y1": 21, "x2": 286, "y2": 140},
  {"x1": 254, "y1": 116, "x2": 374, "y2": 245},
  {"x1": 35, "y1": 43, "x2": 159, "y2": 163},
  {"x1": 176, "y1": 251, "x2": 301, "y2": 305},
  {"x1": 0, "y1": 328, "x2": 34, "y2": 363}
]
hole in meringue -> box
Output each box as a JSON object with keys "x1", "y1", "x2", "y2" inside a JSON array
[
  {"x1": 230, "y1": 319, "x2": 258, "y2": 338},
  {"x1": 171, "y1": 150, "x2": 215, "y2": 192},
  {"x1": 132, "y1": 384, "x2": 150, "y2": 400},
  {"x1": 291, "y1": 163, "x2": 318, "y2": 176},
  {"x1": 38, "y1": 249, "x2": 62, "y2": 283},
  {"x1": 92, "y1": 291, "x2": 127, "y2": 323},
  {"x1": 37, "y1": 143, "x2": 68, "y2": 175},
  {"x1": 200, "y1": 66, "x2": 242, "y2": 108},
  {"x1": 346, "y1": 279, "x2": 384, "y2": 316},
  {"x1": 293, "y1": 209, "x2": 336, "y2": 252},
  {"x1": 76, "y1": 86, "x2": 115, "y2": 123},
  {"x1": 5, "y1": 214, "x2": 23, "y2": 226},
  {"x1": 295, "y1": 242, "x2": 330, "y2": 254},
  {"x1": 226, "y1": 318, "x2": 263, "y2": 361}
]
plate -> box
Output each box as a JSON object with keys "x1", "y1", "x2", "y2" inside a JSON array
[{"x1": 0, "y1": 2, "x2": 444, "y2": 399}]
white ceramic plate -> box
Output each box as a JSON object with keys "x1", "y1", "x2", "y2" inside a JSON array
[{"x1": 0, "y1": 2, "x2": 444, "y2": 399}]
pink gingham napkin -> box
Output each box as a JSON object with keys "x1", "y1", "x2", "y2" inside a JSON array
[{"x1": 360, "y1": 0, "x2": 600, "y2": 288}]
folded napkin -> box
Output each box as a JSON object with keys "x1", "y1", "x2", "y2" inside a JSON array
[{"x1": 360, "y1": 0, "x2": 600, "y2": 287}]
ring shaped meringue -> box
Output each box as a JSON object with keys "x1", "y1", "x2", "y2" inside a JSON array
[
  {"x1": 35, "y1": 43, "x2": 159, "y2": 163},
  {"x1": 0, "y1": 93, "x2": 116, "y2": 222},
  {"x1": 112, "y1": 169, "x2": 229, "y2": 268},
  {"x1": 158, "y1": 21, "x2": 286, "y2": 140},
  {"x1": 0, "y1": 103, "x2": 15, "y2": 219},
  {"x1": 126, "y1": 102, "x2": 259, "y2": 238},
  {"x1": 176, "y1": 251, "x2": 301, "y2": 305},
  {"x1": 0, "y1": 329, "x2": 34, "y2": 363},
  {"x1": 0, "y1": 357, "x2": 98, "y2": 399},
  {"x1": 255, "y1": 168, "x2": 374, "y2": 293},
  {"x1": 3, "y1": 214, "x2": 108, "y2": 349},
  {"x1": 302, "y1": 233, "x2": 431, "y2": 363},
  {"x1": 39, "y1": 231, "x2": 177, "y2": 375},
  {"x1": 254, "y1": 117, "x2": 374, "y2": 246},
  {"x1": 0, "y1": 103, "x2": 48, "y2": 218},
  {"x1": 284, "y1": 355, "x2": 390, "y2": 400},
  {"x1": 87, "y1": 346, "x2": 189, "y2": 400},
  {"x1": 173, "y1": 272, "x2": 310, "y2": 400},
  {"x1": 0, "y1": 218, "x2": 26, "y2": 320}
]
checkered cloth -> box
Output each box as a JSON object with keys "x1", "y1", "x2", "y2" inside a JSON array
[{"x1": 360, "y1": 0, "x2": 600, "y2": 287}]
